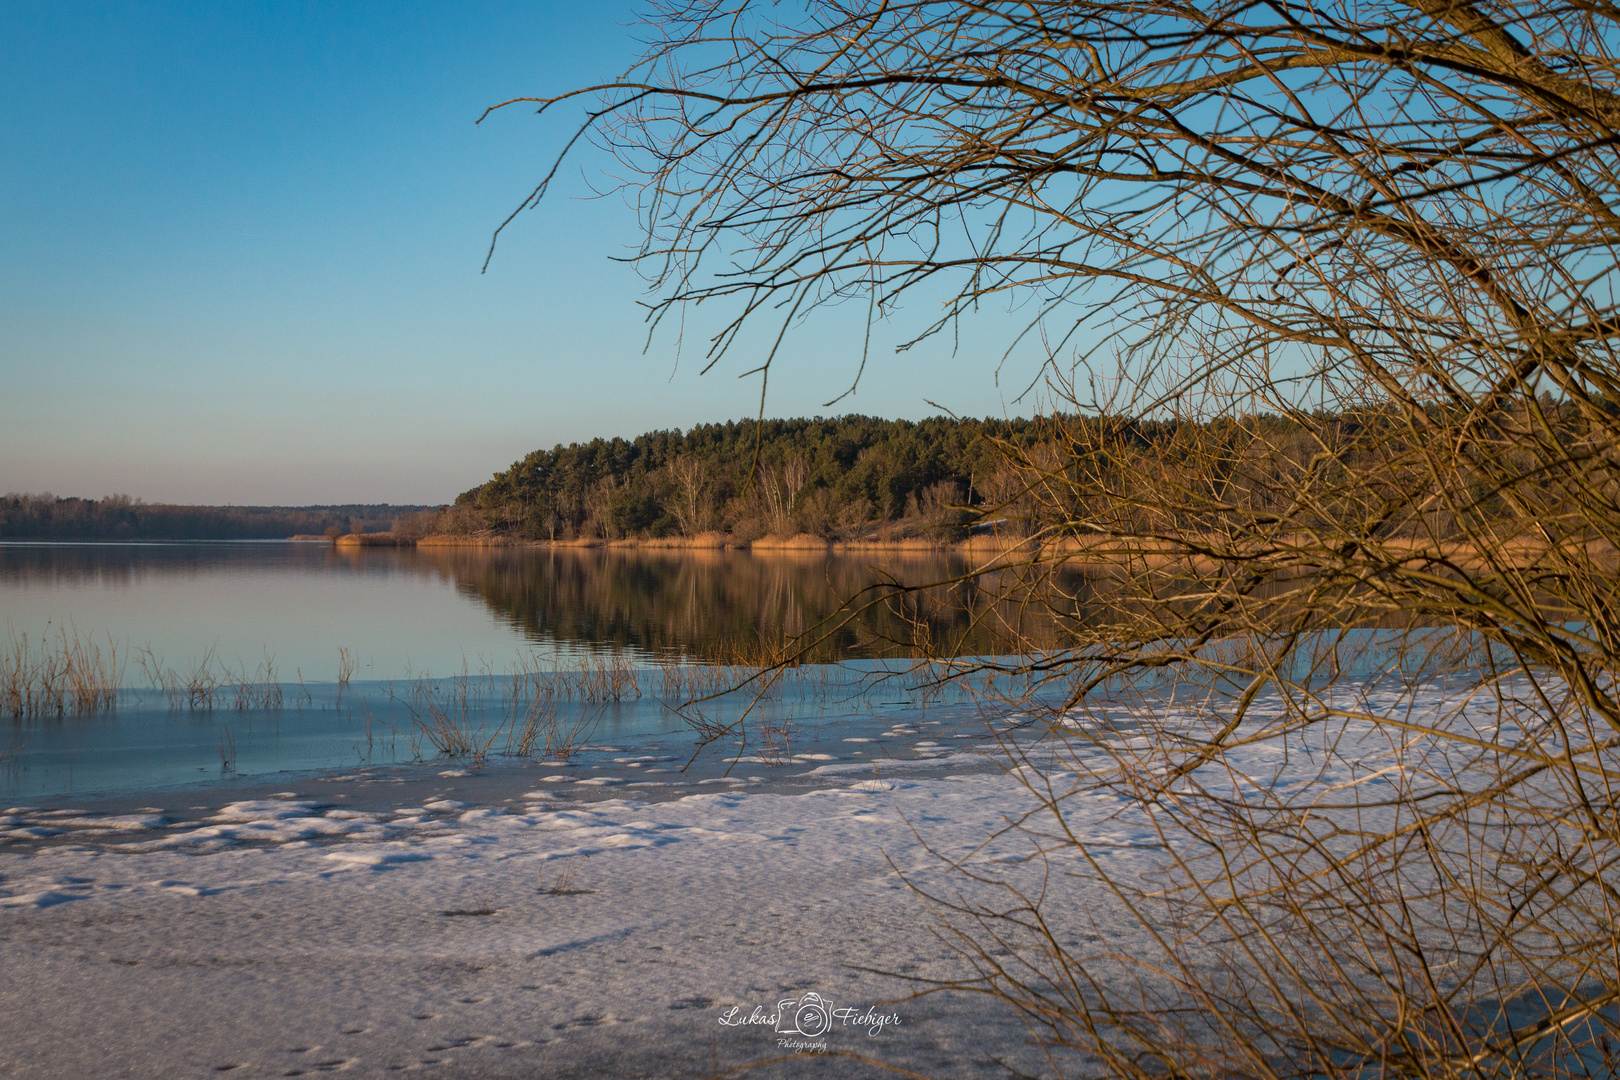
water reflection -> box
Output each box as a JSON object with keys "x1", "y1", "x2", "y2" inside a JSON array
[
  {"x1": 414, "y1": 546, "x2": 1057, "y2": 658},
  {"x1": 0, "y1": 542, "x2": 1062, "y2": 670}
]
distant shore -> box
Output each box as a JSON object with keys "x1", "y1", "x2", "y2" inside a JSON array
[
  {"x1": 325, "y1": 530, "x2": 1611, "y2": 578},
  {"x1": 329, "y1": 530, "x2": 1030, "y2": 555}
]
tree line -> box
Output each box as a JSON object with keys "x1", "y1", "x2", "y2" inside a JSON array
[
  {"x1": 439, "y1": 414, "x2": 1057, "y2": 542},
  {"x1": 441, "y1": 404, "x2": 1594, "y2": 544},
  {"x1": 0, "y1": 493, "x2": 430, "y2": 540}
]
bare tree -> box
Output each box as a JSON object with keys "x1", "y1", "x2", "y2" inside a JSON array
[
  {"x1": 756, "y1": 452, "x2": 810, "y2": 535},
  {"x1": 582, "y1": 475, "x2": 619, "y2": 540},
  {"x1": 668, "y1": 453, "x2": 710, "y2": 536},
  {"x1": 493, "y1": 3, "x2": 1620, "y2": 1075}
]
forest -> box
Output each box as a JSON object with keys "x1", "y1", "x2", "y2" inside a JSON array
[
  {"x1": 0, "y1": 494, "x2": 428, "y2": 540},
  {"x1": 438, "y1": 414, "x2": 1056, "y2": 542},
  {"x1": 441, "y1": 406, "x2": 1577, "y2": 544}
]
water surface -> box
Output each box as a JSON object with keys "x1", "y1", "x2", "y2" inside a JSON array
[
  {"x1": 2, "y1": 541, "x2": 1038, "y2": 677},
  {"x1": 1, "y1": 542, "x2": 1024, "y2": 798}
]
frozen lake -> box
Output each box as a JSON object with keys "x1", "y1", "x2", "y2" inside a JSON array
[{"x1": 0, "y1": 542, "x2": 1034, "y2": 799}]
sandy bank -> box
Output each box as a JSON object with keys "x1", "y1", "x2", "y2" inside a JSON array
[
  {"x1": 333, "y1": 532, "x2": 413, "y2": 548},
  {"x1": 406, "y1": 532, "x2": 1036, "y2": 556}
]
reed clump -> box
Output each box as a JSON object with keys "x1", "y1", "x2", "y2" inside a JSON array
[
  {"x1": 228, "y1": 653, "x2": 283, "y2": 711},
  {"x1": 398, "y1": 676, "x2": 505, "y2": 762},
  {"x1": 650, "y1": 633, "x2": 841, "y2": 708},
  {"x1": 1, "y1": 625, "x2": 122, "y2": 717},
  {"x1": 135, "y1": 645, "x2": 285, "y2": 712},
  {"x1": 753, "y1": 715, "x2": 794, "y2": 765},
  {"x1": 539, "y1": 854, "x2": 592, "y2": 896},
  {"x1": 652, "y1": 654, "x2": 758, "y2": 702},
  {"x1": 398, "y1": 644, "x2": 856, "y2": 766},
  {"x1": 509, "y1": 650, "x2": 642, "y2": 703},
  {"x1": 395, "y1": 669, "x2": 597, "y2": 765},
  {"x1": 646, "y1": 635, "x2": 862, "y2": 759}
]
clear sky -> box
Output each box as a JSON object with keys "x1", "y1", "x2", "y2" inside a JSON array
[{"x1": 1, "y1": 2, "x2": 1039, "y2": 506}]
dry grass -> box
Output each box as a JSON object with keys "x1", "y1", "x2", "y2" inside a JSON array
[
  {"x1": 752, "y1": 716, "x2": 794, "y2": 765},
  {"x1": 440, "y1": 885, "x2": 500, "y2": 917},
  {"x1": 646, "y1": 635, "x2": 867, "y2": 765},
  {"x1": 134, "y1": 644, "x2": 287, "y2": 712},
  {"x1": 652, "y1": 655, "x2": 758, "y2": 703},
  {"x1": 508, "y1": 684, "x2": 595, "y2": 761},
  {"x1": 539, "y1": 854, "x2": 592, "y2": 896},
  {"x1": 1, "y1": 624, "x2": 122, "y2": 717},
  {"x1": 227, "y1": 653, "x2": 282, "y2": 711},
  {"x1": 396, "y1": 677, "x2": 507, "y2": 763},
  {"x1": 394, "y1": 666, "x2": 601, "y2": 765},
  {"x1": 660, "y1": 633, "x2": 840, "y2": 704},
  {"x1": 510, "y1": 650, "x2": 642, "y2": 702}
]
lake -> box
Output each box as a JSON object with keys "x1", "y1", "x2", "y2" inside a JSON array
[{"x1": 0, "y1": 542, "x2": 1029, "y2": 799}]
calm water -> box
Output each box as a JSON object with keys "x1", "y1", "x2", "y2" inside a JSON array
[
  {"x1": 0, "y1": 543, "x2": 1464, "y2": 800},
  {"x1": 0, "y1": 541, "x2": 1037, "y2": 674},
  {"x1": 1, "y1": 542, "x2": 1026, "y2": 798}
]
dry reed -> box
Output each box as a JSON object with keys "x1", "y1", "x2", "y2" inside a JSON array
[
  {"x1": 135, "y1": 644, "x2": 288, "y2": 712},
  {"x1": 539, "y1": 854, "x2": 591, "y2": 895},
  {"x1": 1, "y1": 625, "x2": 122, "y2": 717},
  {"x1": 752, "y1": 715, "x2": 794, "y2": 765},
  {"x1": 395, "y1": 666, "x2": 600, "y2": 765},
  {"x1": 227, "y1": 653, "x2": 282, "y2": 711}
]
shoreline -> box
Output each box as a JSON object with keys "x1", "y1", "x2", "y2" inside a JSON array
[
  {"x1": 386, "y1": 530, "x2": 1620, "y2": 574},
  {"x1": 389, "y1": 531, "x2": 1031, "y2": 555}
]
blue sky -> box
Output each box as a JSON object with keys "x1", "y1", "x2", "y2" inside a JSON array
[{"x1": 0, "y1": 2, "x2": 1036, "y2": 505}]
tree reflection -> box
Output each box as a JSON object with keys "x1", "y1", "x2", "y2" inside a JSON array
[{"x1": 414, "y1": 547, "x2": 1077, "y2": 660}]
